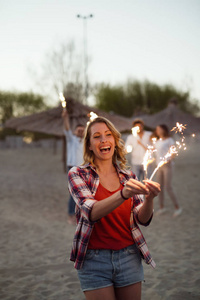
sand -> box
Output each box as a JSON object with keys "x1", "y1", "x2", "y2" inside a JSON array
[{"x1": 0, "y1": 142, "x2": 200, "y2": 300}]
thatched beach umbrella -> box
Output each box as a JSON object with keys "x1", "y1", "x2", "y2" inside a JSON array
[
  {"x1": 5, "y1": 98, "x2": 132, "y2": 170},
  {"x1": 133, "y1": 99, "x2": 200, "y2": 134},
  {"x1": 5, "y1": 98, "x2": 131, "y2": 136}
]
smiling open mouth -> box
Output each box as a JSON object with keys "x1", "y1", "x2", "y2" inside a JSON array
[{"x1": 100, "y1": 146, "x2": 111, "y2": 153}]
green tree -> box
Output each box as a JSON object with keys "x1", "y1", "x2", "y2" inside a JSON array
[
  {"x1": 95, "y1": 83, "x2": 126, "y2": 114},
  {"x1": 0, "y1": 91, "x2": 47, "y2": 123},
  {"x1": 95, "y1": 80, "x2": 200, "y2": 117}
]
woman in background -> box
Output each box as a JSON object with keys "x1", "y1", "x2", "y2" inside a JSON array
[{"x1": 155, "y1": 124, "x2": 182, "y2": 217}]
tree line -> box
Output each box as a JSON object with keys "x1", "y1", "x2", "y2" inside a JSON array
[
  {"x1": 94, "y1": 80, "x2": 200, "y2": 117},
  {"x1": 0, "y1": 79, "x2": 199, "y2": 126},
  {"x1": 1, "y1": 40, "x2": 199, "y2": 125},
  {"x1": 0, "y1": 91, "x2": 47, "y2": 123}
]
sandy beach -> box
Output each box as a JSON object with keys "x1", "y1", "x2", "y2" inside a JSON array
[{"x1": 0, "y1": 142, "x2": 200, "y2": 300}]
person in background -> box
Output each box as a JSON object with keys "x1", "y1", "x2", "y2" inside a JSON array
[
  {"x1": 125, "y1": 119, "x2": 152, "y2": 181},
  {"x1": 68, "y1": 116, "x2": 160, "y2": 300},
  {"x1": 155, "y1": 124, "x2": 182, "y2": 217},
  {"x1": 62, "y1": 109, "x2": 85, "y2": 224},
  {"x1": 148, "y1": 130, "x2": 158, "y2": 177}
]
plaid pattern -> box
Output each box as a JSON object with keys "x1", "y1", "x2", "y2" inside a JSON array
[{"x1": 68, "y1": 163, "x2": 156, "y2": 269}]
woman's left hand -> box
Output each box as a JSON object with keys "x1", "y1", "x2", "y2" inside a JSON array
[{"x1": 143, "y1": 180, "x2": 161, "y2": 201}]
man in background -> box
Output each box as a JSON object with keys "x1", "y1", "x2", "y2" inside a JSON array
[
  {"x1": 62, "y1": 110, "x2": 85, "y2": 225},
  {"x1": 125, "y1": 119, "x2": 152, "y2": 181}
]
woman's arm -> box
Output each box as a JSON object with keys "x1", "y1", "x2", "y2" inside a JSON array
[
  {"x1": 91, "y1": 179, "x2": 150, "y2": 222},
  {"x1": 69, "y1": 167, "x2": 160, "y2": 223},
  {"x1": 137, "y1": 180, "x2": 161, "y2": 224},
  {"x1": 68, "y1": 167, "x2": 98, "y2": 221},
  {"x1": 90, "y1": 191, "x2": 124, "y2": 221},
  {"x1": 68, "y1": 167, "x2": 128, "y2": 222}
]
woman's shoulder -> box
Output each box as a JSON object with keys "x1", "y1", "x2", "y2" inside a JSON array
[
  {"x1": 167, "y1": 137, "x2": 174, "y2": 145},
  {"x1": 168, "y1": 137, "x2": 174, "y2": 141},
  {"x1": 145, "y1": 130, "x2": 152, "y2": 137},
  {"x1": 156, "y1": 137, "x2": 174, "y2": 143},
  {"x1": 68, "y1": 164, "x2": 95, "y2": 177}
]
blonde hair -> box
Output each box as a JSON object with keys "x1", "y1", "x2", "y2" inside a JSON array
[{"x1": 83, "y1": 116, "x2": 127, "y2": 169}]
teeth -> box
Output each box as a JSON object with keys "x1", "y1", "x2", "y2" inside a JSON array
[{"x1": 100, "y1": 146, "x2": 111, "y2": 152}]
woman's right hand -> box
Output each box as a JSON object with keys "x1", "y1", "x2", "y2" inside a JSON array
[{"x1": 122, "y1": 178, "x2": 149, "y2": 198}]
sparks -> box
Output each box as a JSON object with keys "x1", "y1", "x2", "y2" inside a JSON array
[
  {"x1": 126, "y1": 145, "x2": 133, "y2": 153},
  {"x1": 171, "y1": 122, "x2": 187, "y2": 134},
  {"x1": 143, "y1": 145, "x2": 156, "y2": 179},
  {"x1": 87, "y1": 111, "x2": 98, "y2": 126},
  {"x1": 191, "y1": 133, "x2": 196, "y2": 137},
  {"x1": 59, "y1": 92, "x2": 66, "y2": 108},
  {"x1": 151, "y1": 137, "x2": 157, "y2": 145},
  {"x1": 149, "y1": 122, "x2": 187, "y2": 181},
  {"x1": 149, "y1": 145, "x2": 178, "y2": 181},
  {"x1": 175, "y1": 141, "x2": 182, "y2": 149},
  {"x1": 89, "y1": 111, "x2": 98, "y2": 122}
]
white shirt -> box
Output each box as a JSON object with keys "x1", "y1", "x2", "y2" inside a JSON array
[
  {"x1": 64, "y1": 129, "x2": 83, "y2": 167},
  {"x1": 125, "y1": 131, "x2": 152, "y2": 165},
  {"x1": 155, "y1": 137, "x2": 174, "y2": 164}
]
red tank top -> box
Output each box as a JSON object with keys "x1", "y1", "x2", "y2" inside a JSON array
[{"x1": 88, "y1": 183, "x2": 134, "y2": 250}]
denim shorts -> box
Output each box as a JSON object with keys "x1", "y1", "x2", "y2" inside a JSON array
[{"x1": 77, "y1": 244, "x2": 144, "y2": 291}]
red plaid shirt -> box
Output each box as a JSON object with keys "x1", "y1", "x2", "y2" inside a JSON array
[{"x1": 68, "y1": 163, "x2": 156, "y2": 270}]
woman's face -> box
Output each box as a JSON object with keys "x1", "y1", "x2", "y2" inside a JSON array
[
  {"x1": 156, "y1": 126, "x2": 164, "y2": 138},
  {"x1": 89, "y1": 122, "x2": 115, "y2": 162}
]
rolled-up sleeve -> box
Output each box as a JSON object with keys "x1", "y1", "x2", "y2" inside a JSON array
[
  {"x1": 133, "y1": 195, "x2": 153, "y2": 227},
  {"x1": 64, "y1": 129, "x2": 73, "y2": 142},
  {"x1": 125, "y1": 135, "x2": 133, "y2": 149},
  {"x1": 68, "y1": 167, "x2": 97, "y2": 222}
]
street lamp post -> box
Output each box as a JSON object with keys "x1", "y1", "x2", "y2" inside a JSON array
[{"x1": 77, "y1": 14, "x2": 93, "y2": 104}]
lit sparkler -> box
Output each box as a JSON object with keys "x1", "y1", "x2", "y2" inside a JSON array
[
  {"x1": 149, "y1": 145, "x2": 178, "y2": 181},
  {"x1": 126, "y1": 126, "x2": 140, "y2": 153},
  {"x1": 151, "y1": 137, "x2": 157, "y2": 145},
  {"x1": 126, "y1": 145, "x2": 133, "y2": 153},
  {"x1": 132, "y1": 126, "x2": 140, "y2": 137},
  {"x1": 171, "y1": 122, "x2": 187, "y2": 151},
  {"x1": 87, "y1": 111, "x2": 98, "y2": 126},
  {"x1": 149, "y1": 122, "x2": 187, "y2": 181},
  {"x1": 143, "y1": 145, "x2": 156, "y2": 179},
  {"x1": 89, "y1": 111, "x2": 98, "y2": 121},
  {"x1": 171, "y1": 122, "x2": 186, "y2": 134},
  {"x1": 59, "y1": 92, "x2": 66, "y2": 109}
]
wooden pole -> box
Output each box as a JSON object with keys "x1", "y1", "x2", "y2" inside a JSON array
[
  {"x1": 53, "y1": 137, "x2": 57, "y2": 155},
  {"x1": 62, "y1": 135, "x2": 67, "y2": 173}
]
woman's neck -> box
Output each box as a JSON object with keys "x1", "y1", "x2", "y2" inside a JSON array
[{"x1": 94, "y1": 159, "x2": 115, "y2": 175}]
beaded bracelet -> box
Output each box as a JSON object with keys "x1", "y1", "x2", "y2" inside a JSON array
[{"x1": 120, "y1": 188, "x2": 129, "y2": 200}]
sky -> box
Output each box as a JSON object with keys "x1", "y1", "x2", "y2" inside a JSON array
[{"x1": 0, "y1": 0, "x2": 200, "y2": 105}]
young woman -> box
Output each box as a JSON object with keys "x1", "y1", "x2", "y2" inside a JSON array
[
  {"x1": 68, "y1": 116, "x2": 161, "y2": 300},
  {"x1": 155, "y1": 124, "x2": 182, "y2": 217}
]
